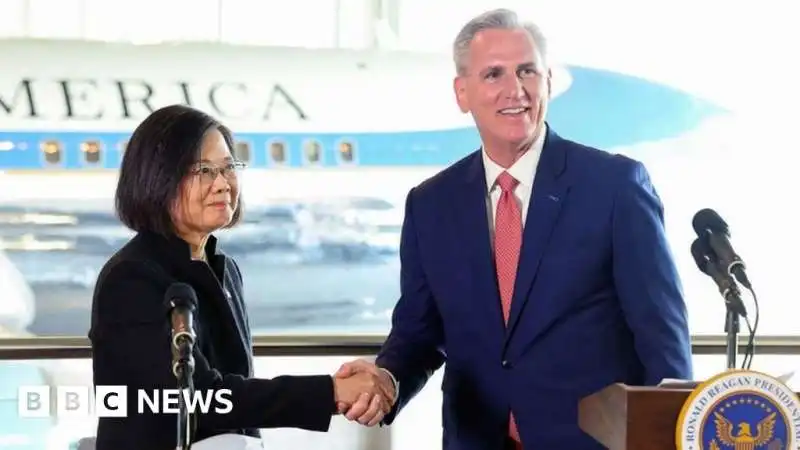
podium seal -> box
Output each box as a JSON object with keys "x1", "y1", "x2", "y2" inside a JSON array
[{"x1": 676, "y1": 370, "x2": 800, "y2": 450}]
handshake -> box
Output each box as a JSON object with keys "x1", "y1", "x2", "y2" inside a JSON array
[{"x1": 332, "y1": 359, "x2": 397, "y2": 427}]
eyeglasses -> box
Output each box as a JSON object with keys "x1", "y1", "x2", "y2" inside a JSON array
[{"x1": 191, "y1": 160, "x2": 246, "y2": 183}]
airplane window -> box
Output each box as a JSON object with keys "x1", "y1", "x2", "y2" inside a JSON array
[
  {"x1": 303, "y1": 139, "x2": 322, "y2": 164},
  {"x1": 338, "y1": 140, "x2": 355, "y2": 163},
  {"x1": 81, "y1": 140, "x2": 102, "y2": 164},
  {"x1": 40, "y1": 140, "x2": 62, "y2": 165},
  {"x1": 234, "y1": 141, "x2": 251, "y2": 163},
  {"x1": 269, "y1": 141, "x2": 286, "y2": 164}
]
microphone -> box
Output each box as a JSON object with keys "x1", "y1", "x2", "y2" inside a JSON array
[
  {"x1": 691, "y1": 208, "x2": 751, "y2": 289},
  {"x1": 165, "y1": 282, "x2": 198, "y2": 379},
  {"x1": 690, "y1": 237, "x2": 747, "y2": 317}
]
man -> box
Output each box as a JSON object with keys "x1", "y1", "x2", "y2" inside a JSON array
[{"x1": 335, "y1": 8, "x2": 692, "y2": 449}]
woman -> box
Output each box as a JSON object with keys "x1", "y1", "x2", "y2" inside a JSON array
[{"x1": 89, "y1": 105, "x2": 391, "y2": 450}]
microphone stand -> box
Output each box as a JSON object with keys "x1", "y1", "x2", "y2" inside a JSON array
[
  {"x1": 724, "y1": 303, "x2": 739, "y2": 370},
  {"x1": 722, "y1": 283, "x2": 744, "y2": 371},
  {"x1": 173, "y1": 337, "x2": 195, "y2": 450}
]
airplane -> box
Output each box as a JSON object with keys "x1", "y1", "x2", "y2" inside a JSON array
[
  {"x1": 0, "y1": 37, "x2": 733, "y2": 339},
  {"x1": 0, "y1": 39, "x2": 726, "y2": 204}
]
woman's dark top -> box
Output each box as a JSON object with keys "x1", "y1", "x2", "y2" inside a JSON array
[{"x1": 89, "y1": 231, "x2": 335, "y2": 450}]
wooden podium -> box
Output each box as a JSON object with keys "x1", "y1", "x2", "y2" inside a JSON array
[{"x1": 578, "y1": 383, "x2": 693, "y2": 450}]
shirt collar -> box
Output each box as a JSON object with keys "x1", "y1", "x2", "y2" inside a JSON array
[{"x1": 482, "y1": 124, "x2": 547, "y2": 192}]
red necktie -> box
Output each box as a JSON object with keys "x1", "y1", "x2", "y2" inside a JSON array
[{"x1": 493, "y1": 171, "x2": 523, "y2": 448}]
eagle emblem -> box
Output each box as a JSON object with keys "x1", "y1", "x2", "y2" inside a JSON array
[{"x1": 711, "y1": 410, "x2": 777, "y2": 450}]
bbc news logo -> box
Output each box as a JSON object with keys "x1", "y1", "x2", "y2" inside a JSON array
[{"x1": 18, "y1": 386, "x2": 233, "y2": 417}]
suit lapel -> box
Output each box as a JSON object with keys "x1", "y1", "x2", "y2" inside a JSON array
[
  {"x1": 504, "y1": 129, "x2": 571, "y2": 346},
  {"x1": 188, "y1": 252, "x2": 251, "y2": 373},
  {"x1": 145, "y1": 232, "x2": 250, "y2": 375},
  {"x1": 454, "y1": 153, "x2": 507, "y2": 336}
]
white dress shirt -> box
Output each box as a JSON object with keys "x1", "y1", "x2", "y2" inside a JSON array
[{"x1": 482, "y1": 125, "x2": 547, "y2": 243}]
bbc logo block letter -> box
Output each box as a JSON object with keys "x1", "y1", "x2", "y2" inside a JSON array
[
  {"x1": 95, "y1": 386, "x2": 127, "y2": 417},
  {"x1": 18, "y1": 386, "x2": 50, "y2": 417},
  {"x1": 56, "y1": 386, "x2": 90, "y2": 417}
]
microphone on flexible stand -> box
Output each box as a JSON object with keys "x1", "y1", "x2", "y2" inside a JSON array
[
  {"x1": 165, "y1": 282, "x2": 198, "y2": 450},
  {"x1": 690, "y1": 208, "x2": 759, "y2": 370},
  {"x1": 691, "y1": 237, "x2": 747, "y2": 371}
]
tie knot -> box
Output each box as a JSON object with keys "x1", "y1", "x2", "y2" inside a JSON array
[{"x1": 496, "y1": 171, "x2": 519, "y2": 192}]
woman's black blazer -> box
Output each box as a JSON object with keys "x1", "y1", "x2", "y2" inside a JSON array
[{"x1": 89, "y1": 231, "x2": 335, "y2": 450}]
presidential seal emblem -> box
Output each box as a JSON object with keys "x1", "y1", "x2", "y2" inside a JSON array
[{"x1": 676, "y1": 370, "x2": 800, "y2": 450}]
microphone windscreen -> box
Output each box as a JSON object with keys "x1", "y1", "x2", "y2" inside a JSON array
[
  {"x1": 692, "y1": 208, "x2": 729, "y2": 236},
  {"x1": 165, "y1": 282, "x2": 198, "y2": 311}
]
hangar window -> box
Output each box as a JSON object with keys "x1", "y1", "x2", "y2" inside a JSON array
[
  {"x1": 81, "y1": 140, "x2": 102, "y2": 164},
  {"x1": 268, "y1": 140, "x2": 286, "y2": 164},
  {"x1": 338, "y1": 140, "x2": 355, "y2": 164},
  {"x1": 40, "y1": 140, "x2": 62, "y2": 165},
  {"x1": 234, "y1": 141, "x2": 252, "y2": 163},
  {"x1": 303, "y1": 139, "x2": 322, "y2": 165}
]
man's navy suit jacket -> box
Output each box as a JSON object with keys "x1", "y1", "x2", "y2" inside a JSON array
[{"x1": 375, "y1": 126, "x2": 693, "y2": 449}]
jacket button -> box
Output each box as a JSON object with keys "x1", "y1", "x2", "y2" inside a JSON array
[{"x1": 501, "y1": 360, "x2": 511, "y2": 369}]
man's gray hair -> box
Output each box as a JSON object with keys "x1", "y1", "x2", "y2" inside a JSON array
[{"x1": 453, "y1": 8, "x2": 548, "y2": 75}]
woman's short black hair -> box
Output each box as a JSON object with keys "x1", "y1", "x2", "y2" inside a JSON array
[{"x1": 115, "y1": 104, "x2": 243, "y2": 235}]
